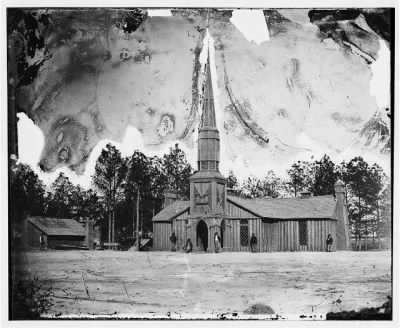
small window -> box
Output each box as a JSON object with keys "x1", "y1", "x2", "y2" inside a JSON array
[
  {"x1": 201, "y1": 161, "x2": 208, "y2": 170},
  {"x1": 299, "y1": 221, "x2": 308, "y2": 246},
  {"x1": 240, "y1": 219, "x2": 249, "y2": 246},
  {"x1": 209, "y1": 161, "x2": 215, "y2": 170}
]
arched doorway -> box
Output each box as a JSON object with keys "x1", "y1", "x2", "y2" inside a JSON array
[{"x1": 196, "y1": 220, "x2": 208, "y2": 252}]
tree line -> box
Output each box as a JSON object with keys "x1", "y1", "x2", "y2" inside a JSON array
[
  {"x1": 10, "y1": 145, "x2": 391, "y2": 250},
  {"x1": 10, "y1": 143, "x2": 192, "y2": 245}
]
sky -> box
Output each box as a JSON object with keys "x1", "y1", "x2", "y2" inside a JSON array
[
  {"x1": 17, "y1": 9, "x2": 272, "y2": 189},
  {"x1": 16, "y1": 9, "x2": 390, "y2": 190}
]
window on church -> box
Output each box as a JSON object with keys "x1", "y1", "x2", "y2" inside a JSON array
[
  {"x1": 299, "y1": 221, "x2": 308, "y2": 246},
  {"x1": 240, "y1": 219, "x2": 249, "y2": 246}
]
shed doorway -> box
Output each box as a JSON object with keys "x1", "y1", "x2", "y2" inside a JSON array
[{"x1": 196, "y1": 220, "x2": 208, "y2": 252}]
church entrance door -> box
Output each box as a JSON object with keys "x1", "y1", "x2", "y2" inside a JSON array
[{"x1": 196, "y1": 220, "x2": 208, "y2": 252}]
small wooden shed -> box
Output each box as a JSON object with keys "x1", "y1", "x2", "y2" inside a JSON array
[{"x1": 24, "y1": 216, "x2": 88, "y2": 249}]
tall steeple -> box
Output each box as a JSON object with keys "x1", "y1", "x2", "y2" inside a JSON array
[
  {"x1": 197, "y1": 50, "x2": 220, "y2": 172},
  {"x1": 201, "y1": 53, "x2": 216, "y2": 128},
  {"x1": 189, "y1": 46, "x2": 226, "y2": 218}
]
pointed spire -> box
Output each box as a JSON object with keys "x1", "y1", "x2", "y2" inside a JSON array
[{"x1": 201, "y1": 49, "x2": 216, "y2": 128}]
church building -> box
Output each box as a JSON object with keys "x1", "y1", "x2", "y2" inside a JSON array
[{"x1": 152, "y1": 51, "x2": 350, "y2": 253}]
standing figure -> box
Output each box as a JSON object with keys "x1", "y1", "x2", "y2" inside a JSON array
[
  {"x1": 214, "y1": 232, "x2": 222, "y2": 253},
  {"x1": 183, "y1": 238, "x2": 193, "y2": 253},
  {"x1": 39, "y1": 232, "x2": 46, "y2": 251},
  {"x1": 326, "y1": 233, "x2": 333, "y2": 252},
  {"x1": 250, "y1": 233, "x2": 257, "y2": 252},
  {"x1": 169, "y1": 232, "x2": 177, "y2": 251}
]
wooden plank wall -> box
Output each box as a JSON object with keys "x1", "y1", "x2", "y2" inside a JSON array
[
  {"x1": 261, "y1": 220, "x2": 280, "y2": 252},
  {"x1": 27, "y1": 222, "x2": 41, "y2": 248},
  {"x1": 228, "y1": 218, "x2": 262, "y2": 251},
  {"x1": 278, "y1": 220, "x2": 299, "y2": 251},
  {"x1": 249, "y1": 218, "x2": 262, "y2": 252},
  {"x1": 226, "y1": 201, "x2": 257, "y2": 218},
  {"x1": 173, "y1": 211, "x2": 189, "y2": 250},
  {"x1": 153, "y1": 222, "x2": 172, "y2": 251},
  {"x1": 47, "y1": 237, "x2": 85, "y2": 249},
  {"x1": 221, "y1": 219, "x2": 233, "y2": 249},
  {"x1": 308, "y1": 220, "x2": 337, "y2": 251},
  {"x1": 260, "y1": 219, "x2": 336, "y2": 252}
]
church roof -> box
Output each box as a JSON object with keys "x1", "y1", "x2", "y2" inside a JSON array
[
  {"x1": 28, "y1": 217, "x2": 86, "y2": 236},
  {"x1": 227, "y1": 195, "x2": 336, "y2": 220},
  {"x1": 152, "y1": 195, "x2": 337, "y2": 222},
  {"x1": 152, "y1": 200, "x2": 190, "y2": 222}
]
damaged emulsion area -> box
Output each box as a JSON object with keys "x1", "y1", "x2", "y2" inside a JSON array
[
  {"x1": 38, "y1": 116, "x2": 90, "y2": 173},
  {"x1": 157, "y1": 114, "x2": 175, "y2": 137}
]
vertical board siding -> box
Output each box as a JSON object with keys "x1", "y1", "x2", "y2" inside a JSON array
[
  {"x1": 259, "y1": 219, "x2": 335, "y2": 252},
  {"x1": 304, "y1": 219, "x2": 336, "y2": 252},
  {"x1": 153, "y1": 222, "x2": 172, "y2": 251},
  {"x1": 226, "y1": 201, "x2": 257, "y2": 218},
  {"x1": 154, "y1": 211, "x2": 337, "y2": 252}
]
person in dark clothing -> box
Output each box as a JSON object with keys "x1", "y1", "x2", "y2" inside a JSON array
[
  {"x1": 326, "y1": 233, "x2": 333, "y2": 252},
  {"x1": 170, "y1": 232, "x2": 177, "y2": 251},
  {"x1": 201, "y1": 233, "x2": 207, "y2": 252},
  {"x1": 250, "y1": 233, "x2": 257, "y2": 252},
  {"x1": 183, "y1": 238, "x2": 193, "y2": 253},
  {"x1": 40, "y1": 232, "x2": 46, "y2": 251}
]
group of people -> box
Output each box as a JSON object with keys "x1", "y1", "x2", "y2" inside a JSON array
[
  {"x1": 169, "y1": 232, "x2": 259, "y2": 253},
  {"x1": 169, "y1": 231, "x2": 334, "y2": 253},
  {"x1": 170, "y1": 232, "x2": 193, "y2": 253}
]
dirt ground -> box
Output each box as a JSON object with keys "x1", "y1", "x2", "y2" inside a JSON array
[{"x1": 13, "y1": 250, "x2": 392, "y2": 319}]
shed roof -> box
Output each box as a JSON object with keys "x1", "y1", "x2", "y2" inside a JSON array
[
  {"x1": 152, "y1": 200, "x2": 190, "y2": 222},
  {"x1": 227, "y1": 195, "x2": 336, "y2": 219},
  {"x1": 28, "y1": 217, "x2": 86, "y2": 236}
]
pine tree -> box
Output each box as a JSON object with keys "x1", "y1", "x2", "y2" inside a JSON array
[
  {"x1": 46, "y1": 172, "x2": 75, "y2": 218},
  {"x1": 227, "y1": 170, "x2": 238, "y2": 189},
  {"x1": 9, "y1": 162, "x2": 46, "y2": 223},
  {"x1": 285, "y1": 161, "x2": 313, "y2": 197},
  {"x1": 162, "y1": 143, "x2": 193, "y2": 199},
  {"x1": 311, "y1": 155, "x2": 339, "y2": 196},
  {"x1": 92, "y1": 144, "x2": 127, "y2": 243}
]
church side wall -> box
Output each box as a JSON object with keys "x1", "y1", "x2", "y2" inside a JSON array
[
  {"x1": 278, "y1": 220, "x2": 299, "y2": 251},
  {"x1": 307, "y1": 219, "x2": 337, "y2": 251},
  {"x1": 226, "y1": 218, "x2": 337, "y2": 252},
  {"x1": 153, "y1": 222, "x2": 172, "y2": 251}
]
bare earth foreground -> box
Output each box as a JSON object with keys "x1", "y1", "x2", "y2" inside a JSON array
[{"x1": 15, "y1": 250, "x2": 391, "y2": 319}]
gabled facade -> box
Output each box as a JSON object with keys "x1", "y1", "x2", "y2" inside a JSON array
[{"x1": 152, "y1": 50, "x2": 350, "y2": 252}]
